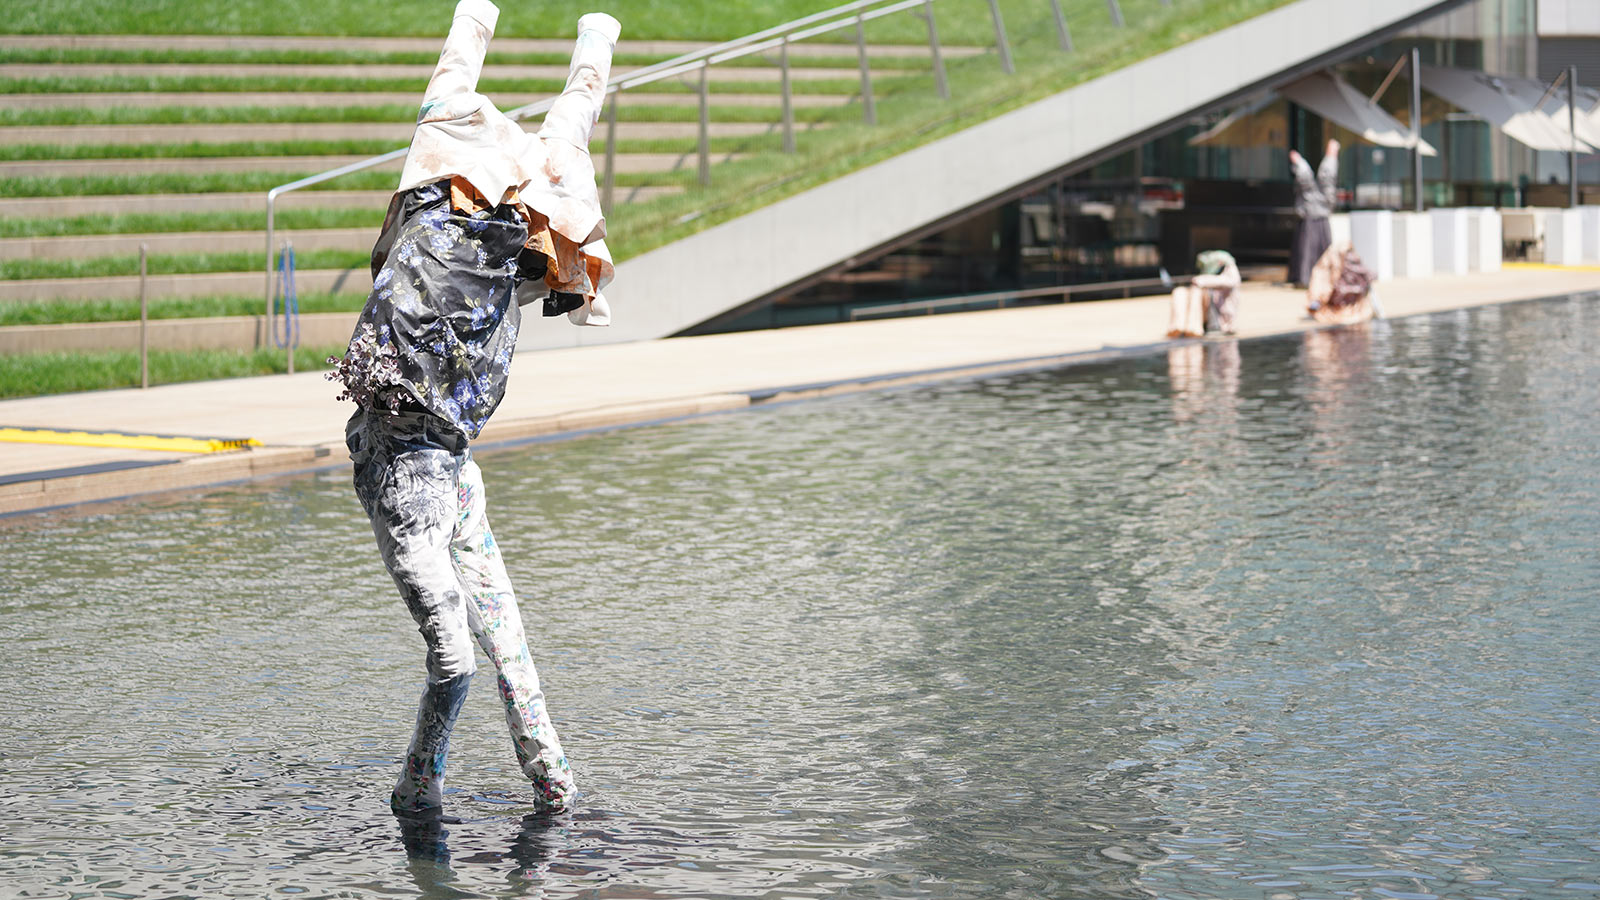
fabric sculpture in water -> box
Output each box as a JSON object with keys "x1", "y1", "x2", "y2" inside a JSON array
[{"x1": 328, "y1": 0, "x2": 621, "y2": 815}]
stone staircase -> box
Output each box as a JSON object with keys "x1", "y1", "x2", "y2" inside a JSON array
[{"x1": 1, "y1": 31, "x2": 970, "y2": 328}]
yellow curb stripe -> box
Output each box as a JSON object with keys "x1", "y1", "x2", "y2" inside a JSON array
[
  {"x1": 1503, "y1": 261, "x2": 1600, "y2": 272},
  {"x1": 0, "y1": 427, "x2": 259, "y2": 453}
]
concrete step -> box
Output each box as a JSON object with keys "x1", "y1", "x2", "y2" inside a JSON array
[
  {"x1": 0, "y1": 151, "x2": 738, "y2": 179},
  {"x1": 0, "y1": 190, "x2": 391, "y2": 218},
  {"x1": 0, "y1": 184, "x2": 684, "y2": 219},
  {"x1": 2, "y1": 90, "x2": 855, "y2": 109},
  {"x1": 0, "y1": 156, "x2": 406, "y2": 179},
  {"x1": 0, "y1": 119, "x2": 805, "y2": 146},
  {"x1": 0, "y1": 227, "x2": 375, "y2": 261},
  {"x1": 0, "y1": 311, "x2": 359, "y2": 354},
  {"x1": 0, "y1": 62, "x2": 878, "y2": 82},
  {"x1": 0, "y1": 267, "x2": 371, "y2": 303},
  {"x1": 0, "y1": 34, "x2": 977, "y2": 60}
]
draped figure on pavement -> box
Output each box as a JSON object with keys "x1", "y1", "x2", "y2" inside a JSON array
[{"x1": 326, "y1": 0, "x2": 620, "y2": 817}]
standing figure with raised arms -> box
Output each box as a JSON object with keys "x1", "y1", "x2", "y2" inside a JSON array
[{"x1": 327, "y1": 0, "x2": 621, "y2": 817}]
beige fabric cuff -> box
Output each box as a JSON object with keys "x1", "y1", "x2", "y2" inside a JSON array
[
  {"x1": 576, "y1": 12, "x2": 621, "y2": 46},
  {"x1": 454, "y1": 0, "x2": 500, "y2": 35}
]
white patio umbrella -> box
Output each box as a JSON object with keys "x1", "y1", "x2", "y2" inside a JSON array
[
  {"x1": 1558, "y1": 83, "x2": 1600, "y2": 149},
  {"x1": 1277, "y1": 71, "x2": 1437, "y2": 155},
  {"x1": 1187, "y1": 94, "x2": 1285, "y2": 148},
  {"x1": 1418, "y1": 64, "x2": 1596, "y2": 153}
]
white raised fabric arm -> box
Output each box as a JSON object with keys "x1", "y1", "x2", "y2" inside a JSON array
[
  {"x1": 419, "y1": 0, "x2": 500, "y2": 119},
  {"x1": 540, "y1": 13, "x2": 620, "y2": 148}
]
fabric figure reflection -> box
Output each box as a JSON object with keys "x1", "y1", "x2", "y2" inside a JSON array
[{"x1": 349, "y1": 407, "x2": 574, "y2": 812}]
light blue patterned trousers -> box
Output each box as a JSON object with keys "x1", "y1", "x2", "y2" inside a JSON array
[{"x1": 348, "y1": 407, "x2": 575, "y2": 814}]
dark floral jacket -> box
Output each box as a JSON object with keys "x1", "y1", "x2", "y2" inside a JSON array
[{"x1": 328, "y1": 181, "x2": 528, "y2": 440}]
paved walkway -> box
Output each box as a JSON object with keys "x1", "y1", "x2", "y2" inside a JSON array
[{"x1": 3, "y1": 266, "x2": 1597, "y2": 515}]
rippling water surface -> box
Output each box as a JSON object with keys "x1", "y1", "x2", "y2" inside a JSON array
[{"x1": 3, "y1": 296, "x2": 1599, "y2": 899}]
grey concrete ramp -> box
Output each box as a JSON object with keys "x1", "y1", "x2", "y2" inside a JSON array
[{"x1": 527, "y1": 0, "x2": 1463, "y2": 350}]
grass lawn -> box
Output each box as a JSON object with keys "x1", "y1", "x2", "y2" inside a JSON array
[
  {"x1": 2, "y1": 0, "x2": 1004, "y2": 43},
  {"x1": 0, "y1": 344, "x2": 346, "y2": 398},
  {"x1": 0, "y1": 46, "x2": 932, "y2": 69}
]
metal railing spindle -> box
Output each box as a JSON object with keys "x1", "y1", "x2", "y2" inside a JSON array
[
  {"x1": 987, "y1": 0, "x2": 1014, "y2": 75},
  {"x1": 856, "y1": 11, "x2": 877, "y2": 125}
]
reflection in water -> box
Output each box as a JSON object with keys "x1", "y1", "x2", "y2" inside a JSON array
[
  {"x1": 1168, "y1": 338, "x2": 1241, "y2": 426},
  {"x1": 3, "y1": 295, "x2": 1599, "y2": 898}
]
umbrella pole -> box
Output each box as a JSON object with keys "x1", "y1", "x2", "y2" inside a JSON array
[
  {"x1": 1411, "y1": 46, "x2": 1423, "y2": 213},
  {"x1": 1570, "y1": 64, "x2": 1579, "y2": 209}
]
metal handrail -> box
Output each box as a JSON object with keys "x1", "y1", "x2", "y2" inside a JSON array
[
  {"x1": 847, "y1": 274, "x2": 1193, "y2": 321},
  {"x1": 262, "y1": 0, "x2": 962, "y2": 310},
  {"x1": 262, "y1": 0, "x2": 1138, "y2": 315}
]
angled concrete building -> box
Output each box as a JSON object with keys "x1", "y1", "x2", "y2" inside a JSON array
[{"x1": 522, "y1": 0, "x2": 1578, "y2": 350}]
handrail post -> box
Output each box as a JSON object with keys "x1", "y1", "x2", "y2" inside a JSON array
[
  {"x1": 922, "y1": 0, "x2": 948, "y2": 100},
  {"x1": 286, "y1": 239, "x2": 294, "y2": 376},
  {"x1": 781, "y1": 33, "x2": 796, "y2": 152},
  {"x1": 697, "y1": 58, "x2": 711, "y2": 186},
  {"x1": 1411, "y1": 46, "x2": 1423, "y2": 212},
  {"x1": 855, "y1": 11, "x2": 876, "y2": 125},
  {"x1": 1570, "y1": 64, "x2": 1579, "y2": 209},
  {"x1": 1050, "y1": 0, "x2": 1073, "y2": 52},
  {"x1": 263, "y1": 191, "x2": 277, "y2": 339},
  {"x1": 987, "y1": 0, "x2": 1014, "y2": 75},
  {"x1": 603, "y1": 88, "x2": 619, "y2": 211},
  {"x1": 1106, "y1": 0, "x2": 1125, "y2": 27},
  {"x1": 139, "y1": 242, "x2": 149, "y2": 390}
]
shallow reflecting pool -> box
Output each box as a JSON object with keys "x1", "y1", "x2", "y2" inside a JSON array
[{"x1": 3, "y1": 295, "x2": 1598, "y2": 899}]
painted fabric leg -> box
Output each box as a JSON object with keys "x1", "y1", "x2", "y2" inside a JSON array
[
  {"x1": 394, "y1": 672, "x2": 471, "y2": 813},
  {"x1": 451, "y1": 458, "x2": 576, "y2": 810},
  {"x1": 353, "y1": 430, "x2": 480, "y2": 814}
]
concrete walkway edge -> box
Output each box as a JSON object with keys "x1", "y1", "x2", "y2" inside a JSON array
[{"x1": 6, "y1": 270, "x2": 1599, "y2": 519}]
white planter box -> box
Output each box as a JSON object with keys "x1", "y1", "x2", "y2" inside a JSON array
[
  {"x1": 1393, "y1": 211, "x2": 1434, "y2": 279},
  {"x1": 1350, "y1": 210, "x2": 1394, "y2": 281},
  {"x1": 1467, "y1": 208, "x2": 1502, "y2": 273},
  {"x1": 1578, "y1": 206, "x2": 1600, "y2": 263},
  {"x1": 1329, "y1": 212, "x2": 1351, "y2": 248},
  {"x1": 1544, "y1": 209, "x2": 1582, "y2": 265},
  {"x1": 1430, "y1": 208, "x2": 1470, "y2": 275}
]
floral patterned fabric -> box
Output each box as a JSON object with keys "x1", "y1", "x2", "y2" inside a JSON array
[
  {"x1": 348, "y1": 406, "x2": 575, "y2": 813},
  {"x1": 329, "y1": 180, "x2": 526, "y2": 439}
]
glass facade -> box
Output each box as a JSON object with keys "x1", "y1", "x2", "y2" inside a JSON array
[{"x1": 689, "y1": 0, "x2": 1570, "y2": 336}]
